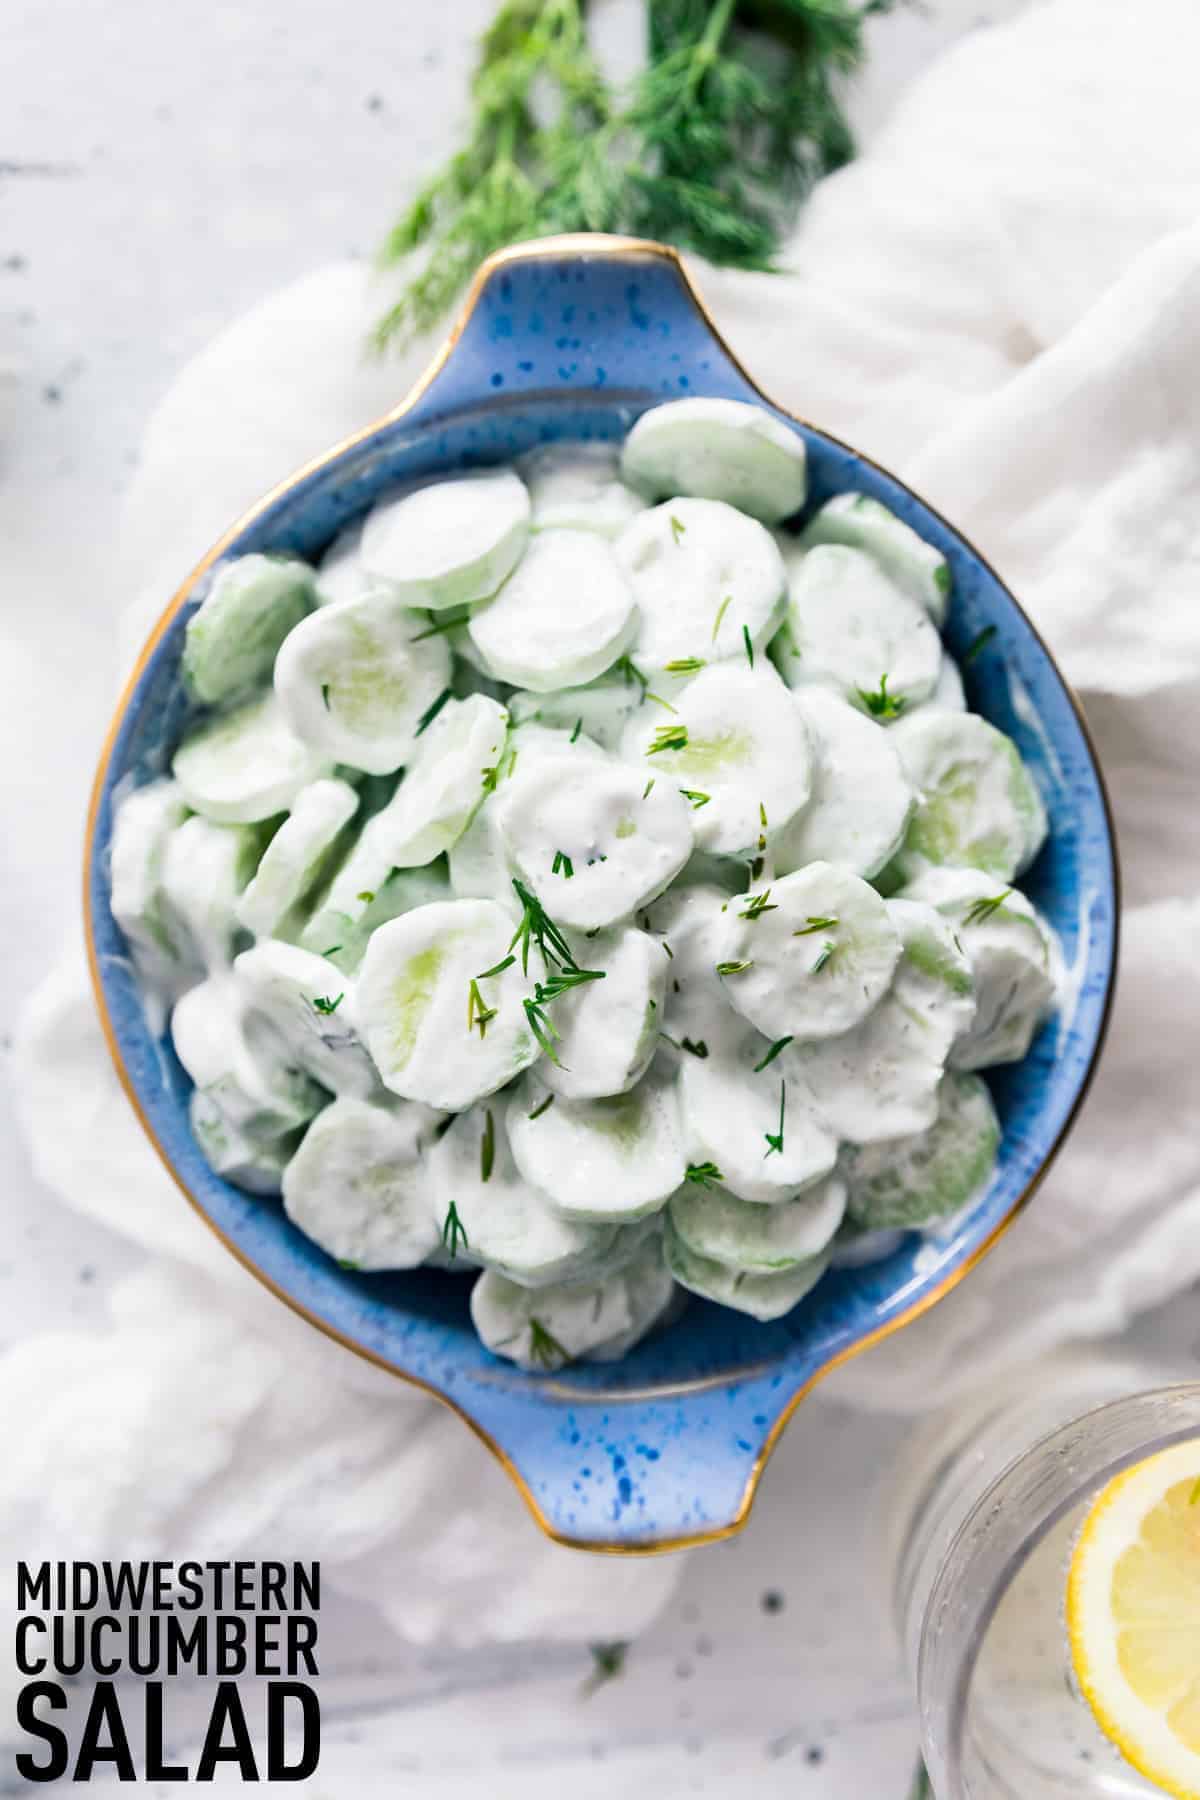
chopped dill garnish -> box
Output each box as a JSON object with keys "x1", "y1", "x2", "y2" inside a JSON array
[
  {"x1": 480, "y1": 1108, "x2": 495, "y2": 1182},
  {"x1": 615, "y1": 653, "x2": 648, "y2": 693},
  {"x1": 583, "y1": 1640, "x2": 630, "y2": 1695},
  {"x1": 793, "y1": 914, "x2": 839, "y2": 936},
  {"x1": 476, "y1": 954, "x2": 515, "y2": 979},
  {"x1": 680, "y1": 1037, "x2": 709, "y2": 1059},
  {"x1": 763, "y1": 1080, "x2": 786, "y2": 1157},
  {"x1": 528, "y1": 1315, "x2": 570, "y2": 1369},
  {"x1": 311, "y1": 993, "x2": 344, "y2": 1015},
  {"x1": 356, "y1": 889, "x2": 376, "y2": 904},
  {"x1": 743, "y1": 623, "x2": 754, "y2": 667},
  {"x1": 754, "y1": 1036, "x2": 792, "y2": 1072},
  {"x1": 669, "y1": 513, "x2": 686, "y2": 544},
  {"x1": 441, "y1": 1200, "x2": 469, "y2": 1259},
  {"x1": 337, "y1": 1258, "x2": 360, "y2": 1271},
  {"x1": 679, "y1": 788, "x2": 710, "y2": 808},
  {"x1": 644, "y1": 690, "x2": 679, "y2": 715},
  {"x1": 509, "y1": 877, "x2": 575, "y2": 973},
  {"x1": 570, "y1": 716, "x2": 583, "y2": 743},
  {"x1": 963, "y1": 623, "x2": 997, "y2": 663},
  {"x1": 467, "y1": 976, "x2": 498, "y2": 1038},
  {"x1": 415, "y1": 687, "x2": 453, "y2": 735},
  {"x1": 528, "y1": 1092, "x2": 555, "y2": 1122},
  {"x1": 552, "y1": 848, "x2": 575, "y2": 879},
  {"x1": 963, "y1": 891, "x2": 1010, "y2": 926},
  {"x1": 685, "y1": 1161, "x2": 723, "y2": 1188},
  {"x1": 642, "y1": 777, "x2": 656, "y2": 798},
  {"x1": 740, "y1": 889, "x2": 777, "y2": 921},
  {"x1": 712, "y1": 594, "x2": 733, "y2": 642},
  {"x1": 323, "y1": 946, "x2": 342, "y2": 957},
  {"x1": 410, "y1": 607, "x2": 471, "y2": 642},
  {"x1": 857, "y1": 673, "x2": 906, "y2": 720},
  {"x1": 664, "y1": 656, "x2": 705, "y2": 675},
  {"x1": 320, "y1": 683, "x2": 332, "y2": 710},
  {"x1": 523, "y1": 967, "x2": 605, "y2": 1066},
  {"x1": 661, "y1": 940, "x2": 674, "y2": 960},
  {"x1": 716, "y1": 959, "x2": 753, "y2": 976},
  {"x1": 647, "y1": 723, "x2": 689, "y2": 755},
  {"x1": 810, "y1": 941, "x2": 835, "y2": 974}
]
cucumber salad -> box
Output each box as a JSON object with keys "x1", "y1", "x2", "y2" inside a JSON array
[{"x1": 110, "y1": 397, "x2": 1060, "y2": 1372}]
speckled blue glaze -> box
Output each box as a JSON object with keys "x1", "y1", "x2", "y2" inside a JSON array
[{"x1": 87, "y1": 240, "x2": 1117, "y2": 1549}]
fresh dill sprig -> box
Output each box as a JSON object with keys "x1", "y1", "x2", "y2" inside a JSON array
[
  {"x1": 685, "y1": 1161, "x2": 723, "y2": 1188},
  {"x1": 320, "y1": 683, "x2": 332, "y2": 710},
  {"x1": 467, "y1": 976, "x2": 498, "y2": 1038},
  {"x1": 647, "y1": 723, "x2": 689, "y2": 755},
  {"x1": 793, "y1": 914, "x2": 838, "y2": 936},
  {"x1": 810, "y1": 940, "x2": 835, "y2": 974},
  {"x1": 964, "y1": 623, "x2": 997, "y2": 663},
  {"x1": 664, "y1": 656, "x2": 706, "y2": 675},
  {"x1": 679, "y1": 788, "x2": 710, "y2": 808},
  {"x1": 740, "y1": 889, "x2": 777, "y2": 921},
  {"x1": 642, "y1": 777, "x2": 656, "y2": 799},
  {"x1": 322, "y1": 946, "x2": 342, "y2": 957},
  {"x1": 615, "y1": 653, "x2": 648, "y2": 693},
  {"x1": 716, "y1": 959, "x2": 752, "y2": 976},
  {"x1": 680, "y1": 1037, "x2": 709, "y2": 1059},
  {"x1": 375, "y1": 0, "x2": 892, "y2": 349},
  {"x1": 754, "y1": 1035, "x2": 792, "y2": 1072},
  {"x1": 523, "y1": 966, "x2": 606, "y2": 1064},
  {"x1": 509, "y1": 877, "x2": 575, "y2": 973},
  {"x1": 480, "y1": 1108, "x2": 496, "y2": 1182},
  {"x1": 528, "y1": 1091, "x2": 555, "y2": 1121},
  {"x1": 415, "y1": 687, "x2": 453, "y2": 736},
  {"x1": 312, "y1": 993, "x2": 344, "y2": 1015},
  {"x1": 669, "y1": 513, "x2": 686, "y2": 543},
  {"x1": 857, "y1": 672, "x2": 907, "y2": 720},
  {"x1": 963, "y1": 891, "x2": 1010, "y2": 926},
  {"x1": 570, "y1": 716, "x2": 583, "y2": 743},
  {"x1": 763, "y1": 1080, "x2": 786, "y2": 1157},
  {"x1": 477, "y1": 954, "x2": 516, "y2": 979},
  {"x1": 442, "y1": 1200, "x2": 470, "y2": 1258},
  {"x1": 644, "y1": 690, "x2": 680, "y2": 715},
  {"x1": 712, "y1": 594, "x2": 733, "y2": 641},
  {"x1": 528, "y1": 1315, "x2": 570, "y2": 1369},
  {"x1": 552, "y1": 848, "x2": 575, "y2": 879},
  {"x1": 743, "y1": 623, "x2": 754, "y2": 667}
]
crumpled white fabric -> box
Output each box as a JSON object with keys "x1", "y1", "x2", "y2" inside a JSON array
[{"x1": 9, "y1": 0, "x2": 1200, "y2": 1654}]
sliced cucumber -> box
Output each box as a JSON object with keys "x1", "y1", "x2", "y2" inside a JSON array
[
  {"x1": 536, "y1": 926, "x2": 666, "y2": 1100},
  {"x1": 182, "y1": 554, "x2": 314, "y2": 705},
  {"x1": 774, "y1": 544, "x2": 940, "y2": 716},
  {"x1": 496, "y1": 747, "x2": 693, "y2": 931},
  {"x1": 844, "y1": 1070, "x2": 1000, "y2": 1230},
  {"x1": 663, "y1": 1216, "x2": 829, "y2": 1322},
  {"x1": 172, "y1": 690, "x2": 330, "y2": 824},
  {"x1": 302, "y1": 862, "x2": 449, "y2": 973},
  {"x1": 619, "y1": 662, "x2": 813, "y2": 856},
  {"x1": 506, "y1": 1064, "x2": 686, "y2": 1222},
  {"x1": 677, "y1": 1035, "x2": 838, "y2": 1202},
  {"x1": 616, "y1": 498, "x2": 786, "y2": 673},
  {"x1": 109, "y1": 779, "x2": 193, "y2": 972},
  {"x1": 793, "y1": 897, "x2": 976, "y2": 1142},
  {"x1": 236, "y1": 776, "x2": 359, "y2": 938},
  {"x1": 468, "y1": 528, "x2": 636, "y2": 693},
  {"x1": 774, "y1": 688, "x2": 913, "y2": 879},
  {"x1": 669, "y1": 1172, "x2": 845, "y2": 1271},
  {"x1": 621, "y1": 399, "x2": 807, "y2": 525},
  {"x1": 234, "y1": 940, "x2": 378, "y2": 1097},
  {"x1": 356, "y1": 897, "x2": 539, "y2": 1109},
  {"x1": 714, "y1": 861, "x2": 902, "y2": 1042},
  {"x1": 281, "y1": 1095, "x2": 443, "y2": 1269},
  {"x1": 189, "y1": 1091, "x2": 298, "y2": 1197},
  {"x1": 801, "y1": 493, "x2": 950, "y2": 625},
  {"x1": 172, "y1": 975, "x2": 326, "y2": 1143},
  {"x1": 428, "y1": 1103, "x2": 617, "y2": 1287},
  {"x1": 901, "y1": 866, "x2": 1058, "y2": 1068},
  {"x1": 360, "y1": 468, "x2": 530, "y2": 610},
  {"x1": 519, "y1": 442, "x2": 646, "y2": 537},
  {"x1": 161, "y1": 814, "x2": 269, "y2": 967},
  {"x1": 364, "y1": 694, "x2": 509, "y2": 868},
  {"x1": 891, "y1": 710, "x2": 1048, "y2": 882}
]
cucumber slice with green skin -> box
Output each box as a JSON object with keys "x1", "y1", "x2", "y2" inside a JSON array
[
  {"x1": 281, "y1": 1095, "x2": 444, "y2": 1269},
  {"x1": 360, "y1": 468, "x2": 531, "y2": 611},
  {"x1": 619, "y1": 662, "x2": 814, "y2": 857},
  {"x1": 793, "y1": 898, "x2": 976, "y2": 1143},
  {"x1": 172, "y1": 976, "x2": 327, "y2": 1143},
  {"x1": 471, "y1": 1228, "x2": 674, "y2": 1370},
  {"x1": 468, "y1": 528, "x2": 637, "y2": 693},
  {"x1": 518, "y1": 442, "x2": 646, "y2": 538},
  {"x1": 273, "y1": 591, "x2": 452, "y2": 776},
  {"x1": 508, "y1": 674, "x2": 647, "y2": 754},
  {"x1": 364, "y1": 694, "x2": 510, "y2": 869},
  {"x1": 774, "y1": 544, "x2": 941, "y2": 716},
  {"x1": 109, "y1": 779, "x2": 194, "y2": 971},
  {"x1": 182, "y1": 554, "x2": 314, "y2": 706},
  {"x1": 774, "y1": 689, "x2": 913, "y2": 879},
  {"x1": 663, "y1": 1216, "x2": 829, "y2": 1321},
  {"x1": 357, "y1": 897, "x2": 539, "y2": 1109},
  {"x1": 901, "y1": 867, "x2": 1058, "y2": 1069},
  {"x1": 677, "y1": 1035, "x2": 838, "y2": 1202},
  {"x1": 428, "y1": 1104, "x2": 617, "y2": 1288},
  {"x1": 801, "y1": 493, "x2": 950, "y2": 626},
  {"x1": 616, "y1": 498, "x2": 786, "y2": 673},
  {"x1": 506, "y1": 1064, "x2": 686, "y2": 1223},
  {"x1": 890, "y1": 710, "x2": 1048, "y2": 883},
  {"x1": 302, "y1": 863, "x2": 449, "y2": 973},
  {"x1": 172, "y1": 690, "x2": 331, "y2": 824},
  {"x1": 496, "y1": 748, "x2": 694, "y2": 931},
  {"x1": 161, "y1": 814, "x2": 270, "y2": 968},
  {"x1": 620, "y1": 398, "x2": 807, "y2": 526},
  {"x1": 537, "y1": 926, "x2": 666, "y2": 1100},
  {"x1": 234, "y1": 941, "x2": 379, "y2": 1098},
  {"x1": 236, "y1": 777, "x2": 359, "y2": 939},
  {"x1": 843, "y1": 1070, "x2": 1000, "y2": 1230},
  {"x1": 669, "y1": 1172, "x2": 845, "y2": 1272},
  {"x1": 714, "y1": 861, "x2": 903, "y2": 1043},
  {"x1": 189, "y1": 1091, "x2": 299, "y2": 1197}
]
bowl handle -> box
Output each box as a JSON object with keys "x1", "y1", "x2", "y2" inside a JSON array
[{"x1": 393, "y1": 232, "x2": 764, "y2": 428}]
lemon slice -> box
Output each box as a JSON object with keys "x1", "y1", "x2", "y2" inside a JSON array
[{"x1": 1066, "y1": 1439, "x2": 1200, "y2": 1799}]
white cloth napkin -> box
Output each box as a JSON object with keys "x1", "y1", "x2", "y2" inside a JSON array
[{"x1": 8, "y1": 0, "x2": 1200, "y2": 1662}]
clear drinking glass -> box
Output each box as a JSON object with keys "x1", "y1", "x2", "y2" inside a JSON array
[{"x1": 883, "y1": 1353, "x2": 1200, "y2": 1797}]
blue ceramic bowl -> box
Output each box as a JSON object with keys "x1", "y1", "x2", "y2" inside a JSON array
[{"x1": 86, "y1": 236, "x2": 1118, "y2": 1552}]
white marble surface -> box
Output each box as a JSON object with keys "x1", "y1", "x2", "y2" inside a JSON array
[{"x1": 5, "y1": 1, "x2": 1197, "y2": 1791}]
